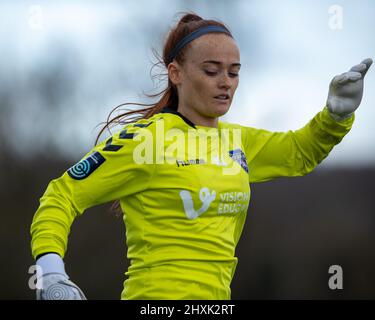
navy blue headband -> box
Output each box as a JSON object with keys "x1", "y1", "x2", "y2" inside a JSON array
[{"x1": 167, "y1": 25, "x2": 231, "y2": 65}]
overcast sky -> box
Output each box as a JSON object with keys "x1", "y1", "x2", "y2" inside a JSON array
[{"x1": 1, "y1": 0, "x2": 374, "y2": 167}]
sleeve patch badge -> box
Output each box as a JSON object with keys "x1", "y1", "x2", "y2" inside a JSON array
[{"x1": 67, "y1": 151, "x2": 106, "y2": 180}]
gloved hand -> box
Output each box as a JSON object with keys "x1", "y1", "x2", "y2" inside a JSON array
[
  {"x1": 35, "y1": 253, "x2": 87, "y2": 300},
  {"x1": 326, "y1": 58, "x2": 373, "y2": 121}
]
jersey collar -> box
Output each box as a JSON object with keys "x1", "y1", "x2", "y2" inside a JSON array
[{"x1": 159, "y1": 106, "x2": 196, "y2": 129}]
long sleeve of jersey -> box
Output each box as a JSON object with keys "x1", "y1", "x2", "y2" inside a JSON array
[
  {"x1": 30, "y1": 122, "x2": 155, "y2": 260},
  {"x1": 242, "y1": 106, "x2": 355, "y2": 183}
]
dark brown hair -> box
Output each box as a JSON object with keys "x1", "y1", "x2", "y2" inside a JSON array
[{"x1": 97, "y1": 11, "x2": 233, "y2": 215}]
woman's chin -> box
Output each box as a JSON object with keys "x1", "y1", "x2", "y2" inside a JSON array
[{"x1": 211, "y1": 102, "x2": 231, "y2": 117}]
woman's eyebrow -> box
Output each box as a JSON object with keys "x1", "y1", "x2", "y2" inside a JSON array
[{"x1": 201, "y1": 60, "x2": 241, "y2": 67}]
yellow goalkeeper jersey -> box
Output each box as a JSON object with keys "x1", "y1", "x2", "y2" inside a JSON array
[{"x1": 30, "y1": 106, "x2": 354, "y2": 299}]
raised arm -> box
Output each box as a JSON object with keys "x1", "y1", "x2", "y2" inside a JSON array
[{"x1": 242, "y1": 58, "x2": 372, "y2": 183}]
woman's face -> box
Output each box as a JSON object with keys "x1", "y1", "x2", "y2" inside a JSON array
[{"x1": 169, "y1": 33, "x2": 241, "y2": 123}]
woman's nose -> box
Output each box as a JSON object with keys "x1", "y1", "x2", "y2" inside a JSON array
[{"x1": 218, "y1": 74, "x2": 232, "y2": 89}]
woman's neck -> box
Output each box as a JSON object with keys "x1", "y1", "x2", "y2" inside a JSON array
[{"x1": 177, "y1": 105, "x2": 219, "y2": 128}]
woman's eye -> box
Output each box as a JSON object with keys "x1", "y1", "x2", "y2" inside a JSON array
[
  {"x1": 205, "y1": 70, "x2": 217, "y2": 76},
  {"x1": 204, "y1": 70, "x2": 239, "y2": 77}
]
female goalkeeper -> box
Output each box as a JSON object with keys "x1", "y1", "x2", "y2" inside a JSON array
[{"x1": 30, "y1": 12, "x2": 372, "y2": 300}]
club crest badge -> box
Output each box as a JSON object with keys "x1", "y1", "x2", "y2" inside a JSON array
[{"x1": 229, "y1": 149, "x2": 248, "y2": 173}]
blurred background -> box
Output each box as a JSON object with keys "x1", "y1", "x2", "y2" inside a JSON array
[{"x1": 0, "y1": 0, "x2": 374, "y2": 299}]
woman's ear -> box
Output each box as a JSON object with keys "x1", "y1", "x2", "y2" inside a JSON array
[{"x1": 168, "y1": 62, "x2": 182, "y2": 86}]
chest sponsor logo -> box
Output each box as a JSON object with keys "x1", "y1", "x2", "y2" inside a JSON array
[
  {"x1": 179, "y1": 187, "x2": 216, "y2": 220},
  {"x1": 218, "y1": 192, "x2": 250, "y2": 214},
  {"x1": 179, "y1": 187, "x2": 250, "y2": 219}
]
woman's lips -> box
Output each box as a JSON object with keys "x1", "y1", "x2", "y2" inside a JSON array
[{"x1": 213, "y1": 97, "x2": 229, "y2": 104}]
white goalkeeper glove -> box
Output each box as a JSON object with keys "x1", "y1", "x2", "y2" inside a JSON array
[
  {"x1": 326, "y1": 58, "x2": 372, "y2": 121},
  {"x1": 35, "y1": 253, "x2": 87, "y2": 300}
]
